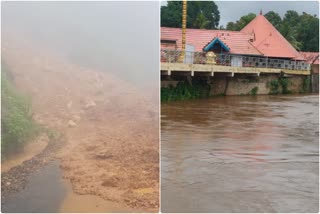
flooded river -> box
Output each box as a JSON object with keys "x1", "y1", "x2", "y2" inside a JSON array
[{"x1": 161, "y1": 94, "x2": 319, "y2": 213}]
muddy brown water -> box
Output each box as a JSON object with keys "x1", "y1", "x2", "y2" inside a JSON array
[
  {"x1": 1, "y1": 161, "x2": 65, "y2": 213},
  {"x1": 161, "y1": 94, "x2": 319, "y2": 213},
  {"x1": 1, "y1": 161, "x2": 139, "y2": 213}
]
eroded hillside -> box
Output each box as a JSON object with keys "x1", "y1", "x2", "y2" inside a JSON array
[{"x1": 2, "y1": 36, "x2": 159, "y2": 211}]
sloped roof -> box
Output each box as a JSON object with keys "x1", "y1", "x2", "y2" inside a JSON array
[
  {"x1": 300, "y1": 52, "x2": 319, "y2": 64},
  {"x1": 203, "y1": 37, "x2": 230, "y2": 52},
  {"x1": 161, "y1": 27, "x2": 262, "y2": 56},
  {"x1": 241, "y1": 14, "x2": 304, "y2": 60}
]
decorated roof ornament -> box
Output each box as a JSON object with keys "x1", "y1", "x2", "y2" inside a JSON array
[{"x1": 203, "y1": 37, "x2": 230, "y2": 52}]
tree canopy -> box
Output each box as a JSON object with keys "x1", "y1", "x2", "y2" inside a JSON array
[
  {"x1": 264, "y1": 11, "x2": 282, "y2": 30},
  {"x1": 161, "y1": 2, "x2": 319, "y2": 52},
  {"x1": 225, "y1": 10, "x2": 318, "y2": 52},
  {"x1": 265, "y1": 10, "x2": 319, "y2": 51},
  {"x1": 296, "y1": 12, "x2": 319, "y2": 51},
  {"x1": 161, "y1": 1, "x2": 220, "y2": 29},
  {"x1": 226, "y1": 13, "x2": 256, "y2": 31}
]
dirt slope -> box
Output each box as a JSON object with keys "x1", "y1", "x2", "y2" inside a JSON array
[{"x1": 2, "y1": 36, "x2": 159, "y2": 211}]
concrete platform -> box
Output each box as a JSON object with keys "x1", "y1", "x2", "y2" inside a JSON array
[{"x1": 161, "y1": 62, "x2": 311, "y2": 76}]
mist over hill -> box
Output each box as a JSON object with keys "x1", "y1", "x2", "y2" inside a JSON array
[{"x1": 2, "y1": 1, "x2": 159, "y2": 91}]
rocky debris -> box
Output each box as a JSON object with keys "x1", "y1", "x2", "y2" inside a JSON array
[
  {"x1": 67, "y1": 101, "x2": 73, "y2": 109},
  {"x1": 94, "y1": 151, "x2": 113, "y2": 160},
  {"x1": 1, "y1": 132, "x2": 65, "y2": 200},
  {"x1": 68, "y1": 120, "x2": 77, "y2": 127},
  {"x1": 85, "y1": 100, "x2": 96, "y2": 109},
  {"x1": 101, "y1": 176, "x2": 119, "y2": 187},
  {"x1": 72, "y1": 115, "x2": 81, "y2": 122},
  {"x1": 3, "y1": 42, "x2": 159, "y2": 211}
]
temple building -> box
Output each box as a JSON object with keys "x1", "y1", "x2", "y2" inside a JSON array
[
  {"x1": 161, "y1": 12, "x2": 310, "y2": 70},
  {"x1": 160, "y1": 11, "x2": 319, "y2": 95}
]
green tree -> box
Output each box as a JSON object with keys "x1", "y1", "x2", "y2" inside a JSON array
[
  {"x1": 265, "y1": 11, "x2": 282, "y2": 30},
  {"x1": 161, "y1": 1, "x2": 220, "y2": 29},
  {"x1": 296, "y1": 12, "x2": 319, "y2": 51},
  {"x1": 278, "y1": 10, "x2": 319, "y2": 51},
  {"x1": 283, "y1": 10, "x2": 300, "y2": 26},
  {"x1": 194, "y1": 13, "x2": 210, "y2": 29},
  {"x1": 226, "y1": 13, "x2": 256, "y2": 31},
  {"x1": 161, "y1": 1, "x2": 182, "y2": 28},
  {"x1": 278, "y1": 10, "x2": 302, "y2": 49},
  {"x1": 226, "y1": 22, "x2": 238, "y2": 31},
  {"x1": 280, "y1": 22, "x2": 302, "y2": 50}
]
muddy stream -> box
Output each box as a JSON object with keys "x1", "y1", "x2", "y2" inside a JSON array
[{"x1": 2, "y1": 161, "x2": 138, "y2": 213}]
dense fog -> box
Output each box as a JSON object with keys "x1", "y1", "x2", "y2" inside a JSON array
[{"x1": 2, "y1": 1, "x2": 160, "y2": 92}]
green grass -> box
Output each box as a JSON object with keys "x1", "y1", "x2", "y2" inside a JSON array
[{"x1": 1, "y1": 63, "x2": 40, "y2": 159}]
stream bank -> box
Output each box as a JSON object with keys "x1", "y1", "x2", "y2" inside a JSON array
[
  {"x1": 2, "y1": 159, "x2": 140, "y2": 213},
  {"x1": 161, "y1": 73, "x2": 312, "y2": 102}
]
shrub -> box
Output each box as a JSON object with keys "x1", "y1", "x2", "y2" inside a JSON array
[
  {"x1": 1, "y1": 63, "x2": 38, "y2": 159},
  {"x1": 301, "y1": 76, "x2": 311, "y2": 93},
  {"x1": 269, "y1": 80, "x2": 280, "y2": 94},
  {"x1": 161, "y1": 79, "x2": 211, "y2": 102},
  {"x1": 269, "y1": 78, "x2": 291, "y2": 94},
  {"x1": 279, "y1": 77, "x2": 291, "y2": 94},
  {"x1": 250, "y1": 87, "x2": 259, "y2": 96}
]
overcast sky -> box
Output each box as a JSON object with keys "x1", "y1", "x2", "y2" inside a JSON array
[
  {"x1": 216, "y1": 1, "x2": 319, "y2": 27},
  {"x1": 161, "y1": 1, "x2": 319, "y2": 27}
]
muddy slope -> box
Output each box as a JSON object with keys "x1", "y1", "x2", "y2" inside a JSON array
[{"x1": 2, "y1": 37, "x2": 159, "y2": 211}]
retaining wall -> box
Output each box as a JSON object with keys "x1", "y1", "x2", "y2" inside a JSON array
[{"x1": 162, "y1": 73, "x2": 307, "y2": 96}]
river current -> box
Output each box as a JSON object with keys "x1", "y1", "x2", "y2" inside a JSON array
[{"x1": 161, "y1": 94, "x2": 319, "y2": 213}]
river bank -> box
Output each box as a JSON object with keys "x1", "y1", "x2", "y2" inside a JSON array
[
  {"x1": 2, "y1": 159, "x2": 140, "y2": 213},
  {"x1": 161, "y1": 73, "x2": 314, "y2": 102},
  {"x1": 1, "y1": 134, "x2": 48, "y2": 173},
  {"x1": 1, "y1": 129, "x2": 64, "y2": 202}
]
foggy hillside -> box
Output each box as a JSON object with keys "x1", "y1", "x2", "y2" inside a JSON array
[{"x1": 2, "y1": 1, "x2": 159, "y2": 93}]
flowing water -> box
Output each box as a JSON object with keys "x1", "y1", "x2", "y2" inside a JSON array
[
  {"x1": 1, "y1": 161, "x2": 138, "y2": 213},
  {"x1": 2, "y1": 161, "x2": 66, "y2": 213},
  {"x1": 161, "y1": 94, "x2": 319, "y2": 213}
]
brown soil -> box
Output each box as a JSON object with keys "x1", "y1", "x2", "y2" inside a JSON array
[
  {"x1": 60, "y1": 178, "x2": 142, "y2": 213},
  {"x1": 2, "y1": 35, "x2": 159, "y2": 211}
]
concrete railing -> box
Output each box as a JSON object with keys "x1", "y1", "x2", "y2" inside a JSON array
[{"x1": 161, "y1": 49, "x2": 310, "y2": 71}]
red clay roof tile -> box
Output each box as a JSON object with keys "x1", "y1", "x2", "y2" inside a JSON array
[
  {"x1": 241, "y1": 14, "x2": 304, "y2": 60},
  {"x1": 300, "y1": 52, "x2": 319, "y2": 64},
  {"x1": 161, "y1": 27, "x2": 262, "y2": 56}
]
